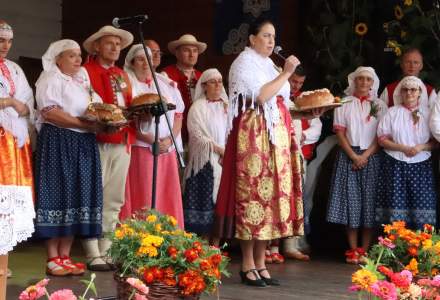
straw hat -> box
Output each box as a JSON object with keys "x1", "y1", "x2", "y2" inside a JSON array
[
  {"x1": 167, "y1": 34, "x2": 207, "y2": 55},
  {"x1": 83, "y1": 25, "x2": 134, "y2": 54}
]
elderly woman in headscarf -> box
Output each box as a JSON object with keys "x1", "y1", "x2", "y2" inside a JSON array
[
  {"x1": 183, "y1": 68, "x2": 227, "y2": 243},
  {"x1": 120, "y1": 44, "x2": 185, "y2": 227},
  {"x1": 327, "y1": 66, "x2": 387, "y2": 264},
  {"x1": 377, "y1": 76, "x2": 437, "y2": 230},
  {"x1": 0, "y1": 20, "x2": 35, "y2": 297},
  {"x1": 34, "y1": 39, "x2": 104, "y2": 276}
]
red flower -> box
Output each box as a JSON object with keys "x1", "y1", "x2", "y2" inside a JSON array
[
  {"x1": 199, "y1": 259, "x2": 211, "y2": 271},
  {"x1": 209, "y1": 254, "x2": 222, "y2": 266},
  {"x1": 192, "y1": 242, "x2": 203, "y2": 253},
  {"x1": 424, "y1": 224, "x2": 434, "y2": 233},
  {"x1": 378, "y1": 265, "x2": 394, "y2": 277},
  {"x1": 184, "y1": 249, "x2": 199, "y2": 262},
  {"x1": 163, "y1": 267, "x2": 174, "y2": 278},
  {"x1": 408, "y1": 247, "x2": 418, "y2": 257},
  {"x1": 152, "y1": 267, "x2": 163, "y2": 280},
  {"x1": 143, "y1": 269, "x2": 155, "y2": 283},
  {"x1": 167, "y1": 246, "x2": 178, "y2": 256}
]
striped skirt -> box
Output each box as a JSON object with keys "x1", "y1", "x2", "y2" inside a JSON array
[
  {"x1": 34, "y1": 124, "x2": 103, "y2": 238},
  {"x1": 327, "y1": 147, "x2": 382, "y2": 228},
  {"x1": 376, "y1": 153, "x2": 437, "y2": 230}
]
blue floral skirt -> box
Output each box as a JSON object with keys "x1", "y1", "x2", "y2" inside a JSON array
[
  {"x1": 375, "y1": 153, "x2": 437, "y2": 230},
  {"x1": 34, "y1": 124, "x2": 103, "y2": 238},
  {"x1": 326, "y1": 147, "x2": 382, "y2": 228},
  {"x1": 183, "y1": 162, "x2": 215, "y2": 235}
]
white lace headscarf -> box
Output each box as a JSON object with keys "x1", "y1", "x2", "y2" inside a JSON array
[
  {"x1": 228, "y1": 47, "x2": 290, "y2": 144},
  {"x1": 193, "y1": 68, "x2": 228, "y2": 102},
  {"x1": 344, "y1": 66, "x2": 380, "y2": 98},
  {"x1": 393, "y1": 75, "x2": 428, "y2": 107},
  {"x1": 0, "y1": 22, "x2": 13, "y2": 39},
  {"x1": 41, "y1": 39, "x2": 80, "y2": 72}
]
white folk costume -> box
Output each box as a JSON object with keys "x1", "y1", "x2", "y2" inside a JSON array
[
  {"x1": 34, "y1": 40, "x2": 103, "y2": 240},
  {"x1": 327, "y1": 66, "x2": 387, "y2": 228},
  {"x1": 120, "y1": 44, "x2": 185, "y2": 228},
  {"x1": 376, "y1": 76, "x2": 436, "y2": 229},
  {"x1": 0, "y1": 23, "x2": 35, "y2": 256},
  {"x1": 183, "y1": 68, "x2": 228, "y2": 235},
  {"x1": 214, "y1": 47, "x2": 303, "y2": 240}
]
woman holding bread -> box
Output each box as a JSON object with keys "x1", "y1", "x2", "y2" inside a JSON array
[
  {"x1": 121, "y1": 44, "x2": 185, "y2": 227},
  {"x1": 34, "y1": 39, "x2": 104, "y2": 276},
  {"x1": 327, "y1": 66, "x2": 387, "y2": 264}
]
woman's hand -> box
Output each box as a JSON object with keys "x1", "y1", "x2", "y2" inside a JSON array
[
  {"x1": 0, "y1": 97, "x2": 29, "y2": 116},
  {"x1": 159, "y1": 136, "x2": 172, "y2": 154},
  {"x1": 404, "y1": 144, "x2": 425, "y2": 157},
  {"x1": 351, "y1": 154, "x2": 368, "y2": 170},
  {"x1": 282, "y1": 55, "x2": 301, "y2": 76}
]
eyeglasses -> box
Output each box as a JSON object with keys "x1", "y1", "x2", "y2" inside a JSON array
[
  {"x1": 401, "y1": 87, "x2": 420, "y2": 93},
  {"x1": 151, "y1": 50, "x2": 163, "y2": 57},
  {"x1": 205, "y1": 79, "x2": 223, "y2": 85}
]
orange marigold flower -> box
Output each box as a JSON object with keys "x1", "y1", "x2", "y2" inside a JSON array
[
  {"x1": 408, "y1": 246, "x2": 418, "y2": 257},
  {"x1": 352, "y1": 269, "x2": 378, "y2": 290},
  {"x1": 405, "y1": 258, "x2": 419, "y2": 276}
]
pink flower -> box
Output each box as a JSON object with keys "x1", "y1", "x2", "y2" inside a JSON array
[
  {"x1": 348, "y1": 285, "x2": 361, "y2": 292},
  {"x1": 35, "y1": 279, "x2": 50, "y2": 288},
  {"x1": 134, "y1": 293, "x2": 148, "y2": 300},
  {"x1": 126, "y1": 277, "x2": 149, "y2": 295},
  {"x1": 431, "y1": 275, "x2": 440, "y2": 287},
  {"x1": 19, "y1": 285, "x2": 46, "y2": 300},
  {"x1": 371, "y1": 280, "x2": 398, "y2": 300},
  {"x1": 49, "y1": 289, "x2": 77, "y2": 300},
  {"x1": 378, "y1": 236, "x2": 396, "y2": 249}
]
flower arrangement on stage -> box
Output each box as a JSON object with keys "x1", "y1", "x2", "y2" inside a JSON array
[
  {"x1": 349, "y1": 221, "x2": 440, "y2": 299},
  {"x1": 109, "y1": 210, "x2": 230, "y2": 297}
]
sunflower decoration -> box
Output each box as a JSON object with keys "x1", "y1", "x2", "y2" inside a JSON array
[
  {"x1": 395, "y1": 5, "x2": 404, "y2": 20},
  {"x1": 404, "y1": 0, "x2": 413, "y2": 6},
  {"x1": 394, "y1": 47, "x2": 402, "y2": 56},
  {"x1": 355, "y1": 22, "x2": 368, "y2": 36}
]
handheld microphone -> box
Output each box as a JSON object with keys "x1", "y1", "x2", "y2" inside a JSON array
[
  {"x1": 273, "y1": 46, "x2": 286, "y2": 60},
  {"x1": 112, "y1": 15, "x2": 148, "y2": 28}
]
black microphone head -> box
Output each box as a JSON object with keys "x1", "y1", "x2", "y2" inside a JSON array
[
  {"x1": 274, "y1": 46, "x2": 283, "y2": 55},
  {"x1": 112, "y1": 17, "x2": 120, "y2": 28}
]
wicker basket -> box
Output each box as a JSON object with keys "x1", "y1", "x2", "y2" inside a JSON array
[{"x1": 114, "y1": 273, "x2": 200, "y2": 300}]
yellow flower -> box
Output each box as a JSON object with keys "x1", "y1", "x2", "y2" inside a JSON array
[
  {"x1": 395, "y1": 5, "x2": 404, "y2": 20},
  {"x1": 394, "y1": 47, "x2": 402, "y2": 56},
  {"x1": 168, "y1": 216, "x2": 177, "y2": 226},
  {"x1": 422, "y1": 239, "x2": 433, "y2": 250},
  {"x1": 183, "y1": 232, "x2": 193, "y2": 238},
  {"x1": 141, "y1": 235, "x2": 164, "y2": 247},
  {"x1": 404, "y1": 0, "x2": 413, "y2": 6},
  {"x1": 354, "y1": 22, "x2": 368, "y2": 36},
  {"x1": 405, "y1": 258, "x2": 419, "y2": 275},
  {"x1": 352, "y1": 269, "x2": 378, "y2": 290},
  {"x1": 115, "y1": 229, "x2": 124, "y2": 239},
  {"x1": 146, "y1": 215, "x2": 157, "y2": 223},
  {"x1": 161, "y1": 230, "x2": 170, "y2": 235},
  {"x1": 137, "y1": 245, "x2": 158, "y2": 257},
  {"x1": 155, "y1": 223, "x2": 162, "y2": 232}
]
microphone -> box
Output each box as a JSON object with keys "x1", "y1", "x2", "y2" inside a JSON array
[
  {"x1": 112, "y1": 15, "x2": 148, "y2": 28},
  {"x1": 273, "y1": 46, "x2": 286, "y2": 60}
]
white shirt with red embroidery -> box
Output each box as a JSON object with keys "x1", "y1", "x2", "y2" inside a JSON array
[
  {"x1": 333, "y1": 95, "x2": 387, "y2": 150},
  {"x1": 378, "y1": 104, "x2": 431, "y2": 163}
]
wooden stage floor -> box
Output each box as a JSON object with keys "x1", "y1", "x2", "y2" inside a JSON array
[{"x1": 6, "y1": 242, "x2": 357, "y2": 300}]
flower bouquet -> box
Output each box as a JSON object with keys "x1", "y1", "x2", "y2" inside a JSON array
[
  {"x1": 109, "y1": 210, "x2": 230, "y2": 300},
  {"x1": 350, "y1": 221, "x2": 440, "y2": 299}
]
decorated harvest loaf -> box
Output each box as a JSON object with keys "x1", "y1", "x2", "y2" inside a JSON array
[
  {"x1": 295, "y1": 88, "x2": 339, "y2": 110},
  {"x1": 130, "y1": 93, "x2": 161, "y2": 107},
  {"x1": 83, "y1": 103, "x2": 126, "y2": 123}
]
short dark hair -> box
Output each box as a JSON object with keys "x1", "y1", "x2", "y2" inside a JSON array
[
  {"x1": 294, "y1": 64, "x2": 306, "y2": 77},
  {"x1": 401, "y1": 47, "x2": 423, "y2": 60},
  {"x1": 248, "y1": 18, "x2": 274, "y2": 37}
]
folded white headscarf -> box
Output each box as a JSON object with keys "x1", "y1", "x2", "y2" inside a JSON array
[
  {"x1": 393, "y1": 75, "x2": 428, "y2": 107},
  {"x1": 344, "y1": 66, "x2": 380, "y2": 98},
  {"x1": 193, "y1": 68, "x2": 228, "y2": 102}
]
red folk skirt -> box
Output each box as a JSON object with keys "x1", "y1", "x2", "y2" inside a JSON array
[{"x1": 213, "y1": 98, "x2": 304, "y2": 240}]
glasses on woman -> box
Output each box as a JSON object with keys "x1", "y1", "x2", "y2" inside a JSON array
[
  {"x1": 401, "y1": 87, "x2": 420, "y2": 94},
  {"x1": 205, "y1": 79, "x2": 223, "y2": 85}
]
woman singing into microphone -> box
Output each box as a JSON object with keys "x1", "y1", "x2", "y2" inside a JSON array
[{"x1": 213, "y1": 19, "x2": 324, "y2": 287}]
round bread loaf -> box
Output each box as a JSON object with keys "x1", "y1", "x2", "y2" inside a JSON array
[
  {"x1": 84, "y1": 103, "x2": 125, "y2": 122},
  {"x1": 131, "y1": 93, "x2": 161, "y2": 107},
  {"x1": 295, "y1": 88, "x2": 335, "y2": 110}
]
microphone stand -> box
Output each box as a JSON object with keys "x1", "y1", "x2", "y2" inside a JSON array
[{"x1": 134, "y1": 20, "x2": 185, "y2": 209}]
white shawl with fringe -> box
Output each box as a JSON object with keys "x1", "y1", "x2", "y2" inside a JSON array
[{"x1": 227, "y1": 47, "x2": 290, "y2": 144}]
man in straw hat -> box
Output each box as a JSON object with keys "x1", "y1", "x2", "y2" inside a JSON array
[
  {"x1": 81, "y1": 25, "x2": 134, "y2": 271},
  {"x1": 162, "y1": 34, "x2": 207, "y2": 146}
]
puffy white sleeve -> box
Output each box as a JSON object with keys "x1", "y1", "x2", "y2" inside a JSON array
[
  {"x1": 430, "y1": 100, "x2": 440, "y2": 142},
  {"x1": 36, "y1": 71, "x2": 63, "y2": 111},
  {"x1": 303, "y1": 118, "x2": 322, "y2": 145},
  {"x1": 377, "y1": 110, "x2": 393, "y2": 142},
  {"x1": 428, "y1": 89, "x2": 437, "y2": 109},
  {"x1": 10, "y1": 62, "x2": 35, "y2": 123},
  {"x1": 375, "y1": 99, "x2": 388, "y2": 120},
  {"x1": 333, "y1": 100, "x2": 347, "y2": 132}
]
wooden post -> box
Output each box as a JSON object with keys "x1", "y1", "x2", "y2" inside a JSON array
[{"x1": 0, "y1": 254, "x2": 8, "y2": 300}]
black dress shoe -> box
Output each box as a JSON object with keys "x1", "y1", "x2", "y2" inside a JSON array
[
  {"x1": 239, "y1": 269, "x2": 267, "y2": 287},
  {"x1": 257, "y1": 268, "x2": 280, "y2": 286}
]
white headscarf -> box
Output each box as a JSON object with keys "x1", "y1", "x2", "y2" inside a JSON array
[
  {"x1": 0, "y1": 22, "x2": 13, "y2": 40},
  {"x1": 124, "y1": 43, "x2": 152, "y2": 72},
  {"x1": 344, "y1": 66, "x2": 380, "y2": 98},
  {"x1": 393, "y1": 75, "x2": 428, "y2": 107},
  {"x1": 41, "y1": 39, "x2": 80, "y2": 72},
  {"x1": 193, "y1": 68, "x2": 228, "y2": 102}
]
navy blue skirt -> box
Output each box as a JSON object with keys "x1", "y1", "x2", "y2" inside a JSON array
[
  {"x1": 183, "y1": 162, "x2": 215, "y2": 235},
  {"x1": 327, "y1": 147, "x2": 382, "y2": 228},
  {"x1": 34, "y1": 124, "x2": 103, "y2": 238},
  {"x1": 376, "y1": 153, "x2": 437, "y2": 230}
]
